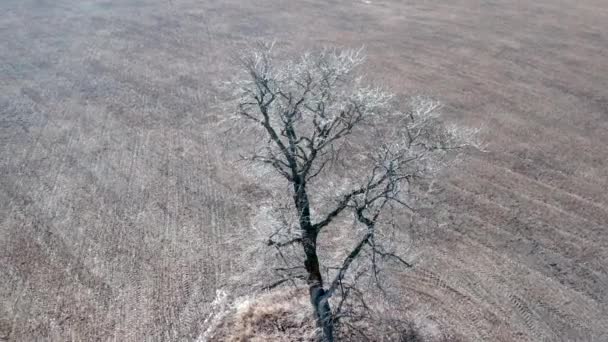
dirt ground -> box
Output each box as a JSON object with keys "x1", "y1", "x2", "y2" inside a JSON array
[{"x1": 1, "y1": 0, "x2": 607, "y2": 340}]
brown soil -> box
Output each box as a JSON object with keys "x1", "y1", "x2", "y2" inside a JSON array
[{"x1": 1, "y1": 0, "x2": 606, "y2": 340}]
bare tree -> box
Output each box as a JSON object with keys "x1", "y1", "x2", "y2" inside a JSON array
[{"x1": 225, "y1": 42, "x2": 478, "y2": 341}]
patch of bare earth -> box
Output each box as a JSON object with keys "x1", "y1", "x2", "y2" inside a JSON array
[{"x1": 1, "y1": 0, "x2": 606, "y2": 340}]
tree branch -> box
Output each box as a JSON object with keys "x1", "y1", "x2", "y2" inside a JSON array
[
  {"x1": 326, "y1": 232, "x2": 371, "y2": 298},
  {"x1": 312, "y1": 172, "x2": 390, "y2": 232}
]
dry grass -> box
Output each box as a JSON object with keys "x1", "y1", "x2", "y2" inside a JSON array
[
  {"x1": 1, "y1": 0, "x2": 607, "y2": 341},
  {"x1": 207, "y1": 289, "x2": 317, "y2": 342},
  {"x1": 204, "y1": 287, "x2": 460, "y2": 342}
]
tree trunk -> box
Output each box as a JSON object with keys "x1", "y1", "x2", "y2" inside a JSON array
[
  {"x1": 294, "y1": 178, "x2": 334, "y2": 341},
  {"x1": 302, "y1": 230, "x2": 334, "y2": 342},
  {"x1": 311, "y1": 286, "x2": 334, "y2": 341}
]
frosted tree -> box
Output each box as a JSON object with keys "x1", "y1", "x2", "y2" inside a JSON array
[{"x1": 226, "y1": 43, "x2": 479, "y2": 341}]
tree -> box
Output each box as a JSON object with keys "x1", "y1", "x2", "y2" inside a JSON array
[{"x1": 226, "y1": 43, "x2": 478, "y2": 341}]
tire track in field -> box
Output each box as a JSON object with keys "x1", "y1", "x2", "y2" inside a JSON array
[
  {"x1": 436, "y1": 179, "x2": 607, "y2": 340},
  {"x1": 422, "y1": 231, "x2": 597, "y2": 341},
  {"x1": 470, "y1": 159, "x2": 608, "y2": 227},
  {"x1": 447, "y1": 175, "x2": 607, "y2": 254},
  {"x1": 452, "y1": 161, "x2": 608, "y2": 284},
  {"x1": 443, "y1": 182, "x2": 608, "y2": 302},
  {"x1": 481, "y1": 152, "x2": 608, "y2": 206},
  {"x1": 453, "y1": 204, "x2": 606, "y2": 311},
  {"x1": 443, "y1": 181, "x2": 601, "y2": 258},
  {"x1": 445, "y1": 176, "x2": 607, "y2": 263},
  {"x1": 406, "y1": 266, "x2": 492, "y2": 341}
]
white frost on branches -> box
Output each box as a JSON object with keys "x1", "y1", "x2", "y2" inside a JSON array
[{"x1": 222, "y1": 42, "x2": 481, "y2": 341}]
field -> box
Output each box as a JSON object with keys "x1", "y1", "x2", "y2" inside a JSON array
[{"x1": 1, "y1": 0, "x2": 607, "y2": 340}]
